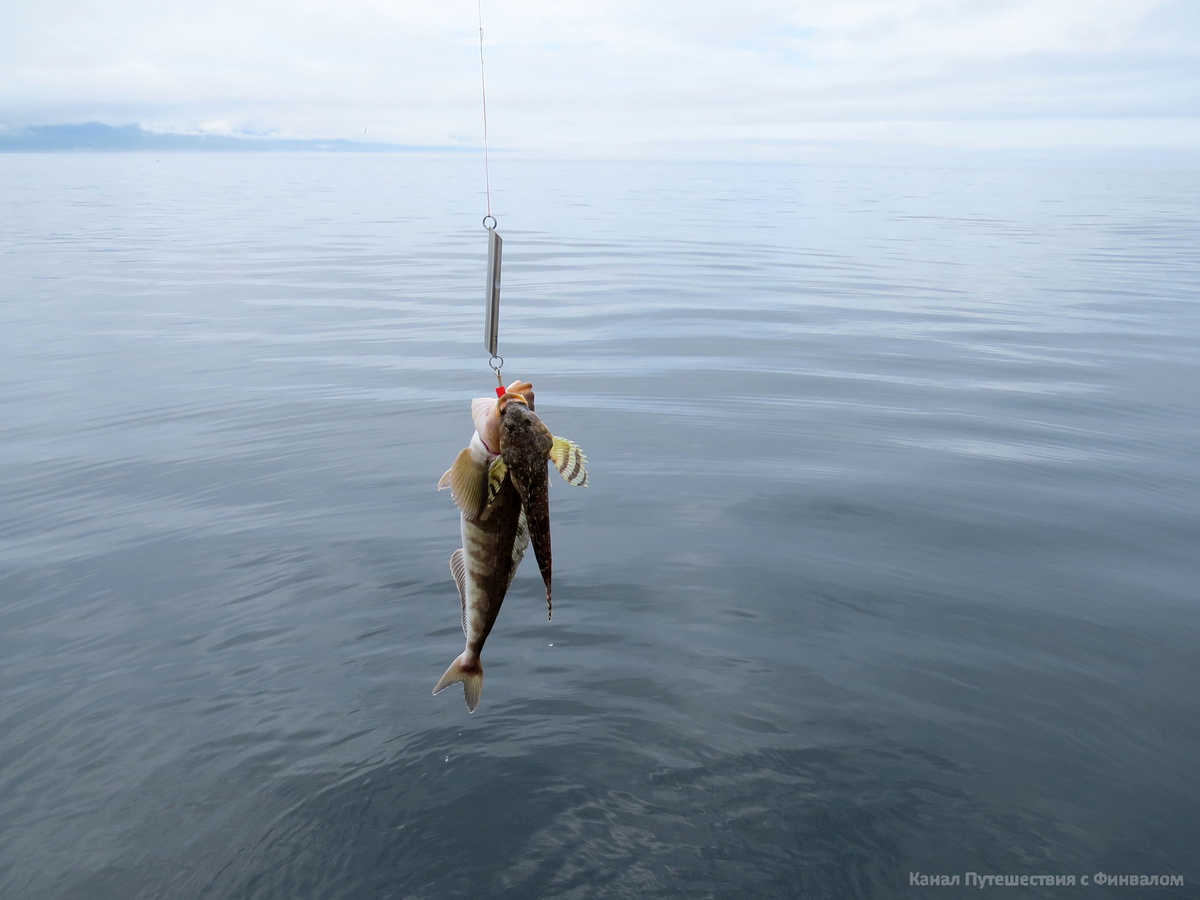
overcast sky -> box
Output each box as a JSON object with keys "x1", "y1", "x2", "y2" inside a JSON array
[{"x1": 2, "y1": 0, "x2": 1198, "y2": 158}]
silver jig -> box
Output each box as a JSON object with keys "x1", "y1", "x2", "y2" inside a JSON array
[{"x1": 483, "y1": 216, "x2": 502, "y2": 357}]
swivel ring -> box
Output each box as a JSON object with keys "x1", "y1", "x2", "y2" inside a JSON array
[{"x1": 482, "y1": 215, "x2": 497, "y2": 230}]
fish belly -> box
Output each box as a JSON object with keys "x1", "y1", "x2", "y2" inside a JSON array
[{"x1": 460, "y1": 476, "x2": 524, "y2": 654}]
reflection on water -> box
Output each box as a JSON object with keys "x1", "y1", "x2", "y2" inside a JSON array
[{"x1": 1, "y1": 154, "x2": 1198, "y2": 898}]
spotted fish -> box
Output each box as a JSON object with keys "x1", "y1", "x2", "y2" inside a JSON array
[
  {"x1": 433, "y1": 383, "x2": 587, "y2": 712},
  {"x1": 491, "y1": 393, "x2": 588, "y2": 619}
]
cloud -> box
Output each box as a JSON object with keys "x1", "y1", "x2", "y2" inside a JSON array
[{"x1": 1, "y1": 0, "x2": 1196, "y2": 157}]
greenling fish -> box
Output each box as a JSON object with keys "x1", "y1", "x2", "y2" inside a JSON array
[{"x1": 433, "y1": 383, "x2": 587, "y2": 712}]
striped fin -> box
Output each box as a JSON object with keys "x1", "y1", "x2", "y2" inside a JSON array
[
  {"x1": 450, "y1": 548, "x2": 467, "y2": 638},
  {"x1": 437, "y1": 448, "x2": 487, "y2": 519},
  {"x1": 513, "y1": 508, "x2": 529, "y2": 567},
  {"x1": 487, "y1": 456, "x2": 507, "y2": 507},
  {"x1": 549, "y1": 436, "x2": 588, "y2": 487}
]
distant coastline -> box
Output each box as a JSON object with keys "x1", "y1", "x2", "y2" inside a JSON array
[{"x1": 0, "y1": 123, "x2": 470, "y2": 153}]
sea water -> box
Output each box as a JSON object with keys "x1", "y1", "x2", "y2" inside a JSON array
[{"x1": 1, "y1": 153, "x2": 1198, "y2": 898}]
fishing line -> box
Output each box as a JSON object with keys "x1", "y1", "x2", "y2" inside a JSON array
[
  {"x1": 477, "y1": 0, "x2": 493, "y2": 225},
  {"x1": 477, "y1": 0, "x2": 505, "y2": 392}
]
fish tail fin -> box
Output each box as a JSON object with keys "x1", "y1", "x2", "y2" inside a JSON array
[{"x1": 433, "y1": 652, "x2": 483, "y2": 713}]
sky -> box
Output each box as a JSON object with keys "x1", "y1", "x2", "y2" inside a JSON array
[{"x1": 2, "y1": 0, "x2": 1198, "y2": 159}]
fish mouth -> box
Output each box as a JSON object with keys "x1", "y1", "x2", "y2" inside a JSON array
[{"x1": 497, "y1": 391, "x2": 530, "y2": 412}]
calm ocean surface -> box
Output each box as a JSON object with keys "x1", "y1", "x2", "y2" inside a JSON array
[{"x1": 1, "y1": 153, "x2": 1198, "y2": 899}]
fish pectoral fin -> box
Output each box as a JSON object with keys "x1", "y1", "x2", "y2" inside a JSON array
[
  {"x1": 450, "y1": 548, "x2": 468, "y2": 638},
  {"x1": 513, "y1": 508, "x2": 530, "y2": 561},
  {"x1": 439, "y1": 448, "x2": 488, "y2": 519},
  {"x1": 550, "y1": 436, "x2": 589, "y2": 486},
  {"x1": 487, "y1": 456, "x2": 508, "y2": 506}
]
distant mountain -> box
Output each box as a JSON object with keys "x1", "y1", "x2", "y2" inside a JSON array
[{"x1": 0, "y1": 123, "x2": 467, "y2": 153}]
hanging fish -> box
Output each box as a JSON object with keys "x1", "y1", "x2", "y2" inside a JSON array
[
  {"x1": 434, "y1": 383, "x2": 588, "y2": 712},
  {"x1": 492, "y1": 392, "x2": 587, "y2": 618}
]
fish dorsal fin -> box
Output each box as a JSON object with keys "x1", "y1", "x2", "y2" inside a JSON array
[
  {"x1": 450, "y1": 548, "x2": 468, "y2": 637},
  {"x1": 549, "y1": 436, "x2": 589, "y2": 487},
  {"x1": 438, "y1": 448, "x2": 488, "y2": 519},
  {"x1": 487, "y1": 456, "x2": 508, "y2": 506}
]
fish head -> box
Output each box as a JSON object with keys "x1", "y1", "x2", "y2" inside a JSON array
[
  {"x1": 471, "y1": 381, "x2": 534, "y2": 454},
  {"x1": 499, "y1": 394, "x2": 553, "y2": 459}
]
